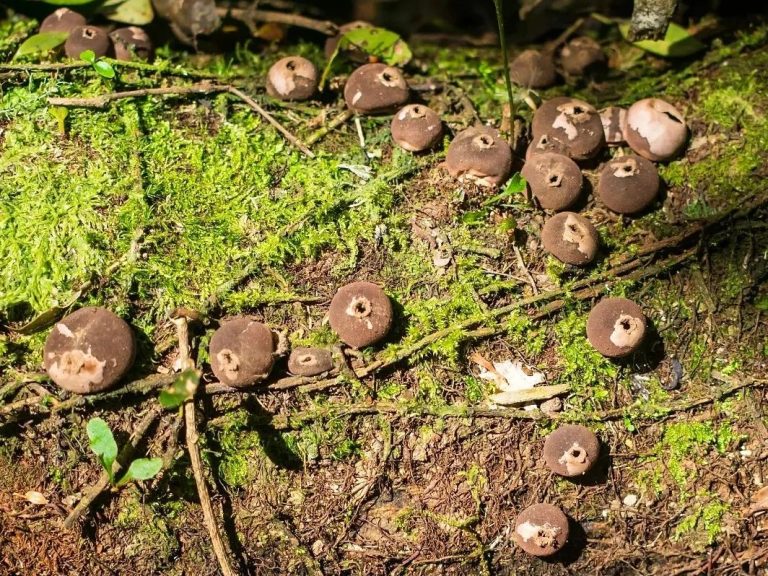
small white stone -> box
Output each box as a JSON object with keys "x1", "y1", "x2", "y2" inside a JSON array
[{"x1": 623, "y1": 494, "x2": 638, "y2": 507}]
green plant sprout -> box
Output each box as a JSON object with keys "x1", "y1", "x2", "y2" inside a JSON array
[{"x1": 86, "y1": 417, "x2": 162, "y2": 487}]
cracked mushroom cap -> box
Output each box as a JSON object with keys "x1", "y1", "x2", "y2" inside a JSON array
[
  {"x1": 444, "y1": 126, "x2": 513, "y2": 188},
  {"x1": 531, "y1": 97, "x2": 605, "y2": 161},
  {"x1": 543, "y1": 424, "x2": 600, "y2": 477},
  {"x1": 541, "y1": 212, "x2": 599, "y2": 266},
  {"x1": 390, "y1": 104, "x2": 443, "y2": 152},
  {"x1": 521, "y1": 152, "x2": 582, "y2": 211},
  {"x1": 40, "y1": 8, "x2": 86, "y2": 34},
  {"x1": 329, "y1": 281, "x2": 393, "y2": 349},
  {"x1": 560, "y1": 36, "x2": 607, "y2": 76},
  {"x1": 509, "y1": 49, "x2": 557, "y2": 89},
  {"x1": 324, "y1": 20, "x2": 373, "y2": 61},
  {"x1": 624, "y1": 98, "x2": 688, "y2": 161},
  {"x1": 599, "y1": 106, "x2": 627, "y2": 146},
  {"x1": 43, "y1": 307, "x2": 135, "y2": 394},
  {"x1": 65, "y1": 25, "x2": 111, "y2": 59},
  {"x1": 266, "y1": 56, "x2": 318, "y2": 101},
  {"x1": 209, "y1": 317, "x2": 276, "y2": 387},
  {"x1": 525, "y1": 132, "x2": 568, "y2": 162},
  {"x1": 110, "y1": 26, "x2": 153, "y2": 61},
  {"x1": 344, "y1": 63, "x2": 409, "y2": 115},
  {"x1": 587, "y1": 297, "x2": 647, "y2": 358},
  {"x1": 597, "y1": 154, "x2": 660, "y2": 214},
  {"x1": 513, "y1": 503, "x2": 569, "y2": 557},
  {"x1": 288, "y1": 347, "x2": 334, "y2": 376}
]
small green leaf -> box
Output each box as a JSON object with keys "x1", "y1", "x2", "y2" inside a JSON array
[
  {"x1": 619, "y1": 22, "x2": 706, "y2": 58},
  {"x1": 79, "y1": 49, "x2": 96, "y2": 63},
  {"x1": 92, "y1": 59, "x2": 116, "y2": 78},
  {"x1": 460, "y1": 210, "x2": 488, "y2": 226},
  {"x1": 482, "y1": 173, "x2": 526, "y2": 208},
  {"x1": 159, "y1": 369, "x2": 199, "y2": 409},
  {"x1": 116, "y1": 457, "x2": 163, "y2": 486},
  {"x1": 86, "y1": 417, "x2": 118, "y2": 482},
  {"x1": 13, "y1": 32, "x2": 68, "y2": 60},
  {"x1": 99, "y1": 0, "x2": 154, "y2": 25}
]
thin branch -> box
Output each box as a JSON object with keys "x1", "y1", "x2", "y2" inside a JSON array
[
  {"x1": 225, "y1": 7, "x2": 338, "y2": 35},
  {"x1": 0, "y1": 58, "x2": 224, "y2": 79},
  {"x1": 62, "y1": 406, "x2": 161, "y2": 529},
  {"x1": 305, "y1": 109, "x2": 354, "y2": 146}
]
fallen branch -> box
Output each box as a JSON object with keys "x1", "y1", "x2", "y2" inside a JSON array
[
  {"x1": 0, "y1": 58, "x2": 224, "y2": 79},
  {"x1": 225, "y1": 7, "x2": 338, "y2": 35},
  {"x1": 61, "y1": 406, "x2": 161, "y2": 529},
  {"x1": 48, "y1": 84, "x2": 314, "y2": 158},
  {"x1": 305, "y1": 109, "x2": 354, "y2": 146}
]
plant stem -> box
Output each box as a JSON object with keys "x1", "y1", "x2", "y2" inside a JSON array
[{"x1": 492, "y1": 0, "x2": 515, "y2": 122}]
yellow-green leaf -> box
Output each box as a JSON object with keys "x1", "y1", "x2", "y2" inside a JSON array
[
  {"x1": 99, "y1": 0, "x2": 154, "y2": 25},
  {"x1": 13, "y1": 32, "x2": 68, "y2": 60},
  {"x1": 619, "y1": 22, "x2": 705, "y2": 58}
]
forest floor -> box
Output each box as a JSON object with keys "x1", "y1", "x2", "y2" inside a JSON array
[{"x1": 1, "y1": 9, "x2": 767, "y2": 576}]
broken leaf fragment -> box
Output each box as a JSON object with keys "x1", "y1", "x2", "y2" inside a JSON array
[{"x1": 619, "y1": 22, "x2": 705, "y2": 57}]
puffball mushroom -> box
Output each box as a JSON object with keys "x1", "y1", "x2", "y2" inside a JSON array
[
  {"x1": 43, "y1": 307, "x2": 135, "y2": 394},
  {"x1": 509, "y1": 49, "x2": 557, "y2": 89},
  {"x1": 521, "y1": 152, "x2": 583, "y2": 211},
  {"x1": 65, "y1": 26, "x2": 111, "y2": 59},
  {"x1": 110, "y1": 27, "x2": 153, "y2": 61},
  {"x1": 531, "y1": 97, "x2": 605, "y2": 161},
  {"x1": 513, "y1": 503, "x2": 569, "y2": 557},
  {"x1": 40, "y1": 8, "x2": 86, "y2": 34},
  {"x1": 209, "y1": 317, "x2": 276, "y2": 387},
  {"x1": 541, "y1": 212, "x2": 599, "y2": 266},
  {"x1": 543, "y1": 424, "x2": 600, "y2": 477},
  {"x1": 624, "y1": 98, "x2": 688, "y2": 161},
  {"x1": 390, "y1": 104, "x2": 443, "y2": 152},
  {"x1": 597, "y1": 154, "x2": 660, "y2": 214},
  {"x1": 560, "y1": 36, "x2": 606, "y2": 77},
  {"x1": 599, "y1": 106, "x2": 627, "y2": 146},
  {"x1": 288, "y1": 347, "x2": 334, "y2": 377},
  {"x1": 329, "y1": 281, "x2": 393, "y2": 349},
  {"x1": 525, "y1": 132, "x2": 568, "y2": 162},
  {"x1": 444, "y1": 126, "x2": 513, "y2": 188},
  {"x1": 344, "y1": 63, "x2": 409, "y2": 115},
  {"x1": 266, "y1": 56, "x2": 318, "y2": 101},
  {"x1": 587, "y1": 297, "x2": 647, "y2": 358}
]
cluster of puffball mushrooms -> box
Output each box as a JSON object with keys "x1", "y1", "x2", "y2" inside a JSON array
[
  {"x1": 38, "y1": 17, "x2": 689, "y2": 559},
  {"x1": 38, "y1": 7, "x2": 153, "y2": 61}
]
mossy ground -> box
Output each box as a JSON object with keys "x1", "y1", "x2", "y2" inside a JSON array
[{"x1": 1, "y1": 10, "x2": 768, "y2": 575}]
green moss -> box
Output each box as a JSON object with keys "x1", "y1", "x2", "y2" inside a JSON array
[
  {"x1": 672, "y1": 494, "x2": 730, "y2": 550},
  {"x1": 114, "y1": 495, "x2": 180, "y2": 564}
]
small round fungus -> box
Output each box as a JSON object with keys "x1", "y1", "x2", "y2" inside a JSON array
[
  {"x1": 599, "y1": 106, "x2": 627, "y2": 146},
  {"x1": 324, "y1": 21, "x2": 373, "y2": 62},
  {"x1": 521, "y1": 151, "x2": 582, "y2": 211},
  {"x1": 597, "y1": 154, "x2": 660, "y2": 214},
  {"x1": 587, "y1": 297, "x2": 647, "y2": 358},
  {"x1": 209, "y1": 317, "x2": 276, "y2": 387},
  {"x1": 625, "y1": 98, "x2": 688, "y2": 161},
  {"x1": 288, "y1": 347, "x2": 334, "y2": 376},
  {"x1": 560, "y1": 36, "x2": 606, "y2": 76},
  {"x1": 525, "y1": 132, "x2": 568, "y2": 162},
  {"x1": 541, "y1": 212, "x2": 598, "y2": 265},
  {"x1": 110, "y1": 26, "x2": 153, "y2": 61},
  {"x1": 513, "y1": 503, "x2": 569, "y2": 557},
  {"x1": 40, "y1": 8, "x2": 86, "y2": 34},
  {"x1": 266, "y1": 56, "x2": 318, "y2": 101},
  {"x1": 329, "y1": 281, "x2": 393, "y2": 349},
  {"x1": 531, "y1": 97, "x2": 605, "y2": 160},
  {"x1": 65, "y1": 25, "x2": 111, "y2": 59},
  {"x1": 43, "y1": 307, "x2": 135, "y2": 394},
  {"x1": 444, "y1": 126, "x2": 513, "y2": 188},
  {"x1": 391, "y1": 104, "x2": 443, "y2": 152},
  {"x1": 509, "y1": 49, "x2": 557, "y2": 89},
  {"x1": 344, "y1": 63, "x2": 409, "y2": 115},
  {"x1": 543, "y1": 424, "x2": 600, "y2": 477}
]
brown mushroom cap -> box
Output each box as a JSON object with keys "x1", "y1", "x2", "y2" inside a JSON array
[
  {"x1": 513, "y1": 503, "x2": 570, "y2": 557},
  {"x1": 266, "y1": 56, "x2": 318, "y2": 101},
  {"x1": 531, "y1": 97, "x2": 605, "y2": 160},
  {"x1": 288, "y1": 347, "x2": 334, "y2": 376},
  {"x1": 43, "y1": 307, "x2": 135, "y2": 394},
  {"x1": 586, "y1": 297, "x2": 647, "y2": 358},
  {"x1": 509, "y1": 49, "x2": 557, "y2": 89},
  {"x1": 209, "y1": 317, "x2": 276, "y2": 387},
  {"x1": 390, "y1": 104, "x2": 443, "y2": 152},
  {"x1": 624, "y1": 98, "x2": 688, "y2": 161},
  {"x1": 65, "y1": 26, "x2": 111, "y2": 59},
  {"x1": 329, "y1": 281, "x2": 393, "y2": 349},
  {"x1": 599, "y1": 106, "x2": 626, "y2": 146},
  {"x1": 444, "y1": 126, "x2": 513, "y2": 188},
  {"x1": 597, "y1": 154, "x2": 660, "y2": 214},
  {"x1": 521, "y1": 152, "x2": 582, "y2": 211},
  {"x1": 560, "y1": 36, "x2": 606, "y2": 76},
  {"x1": 525, "y1": 132, "x2": 568, "y2": 162},
  {"x1": 324, "y1": 20, "x2": 372, "y2": 61},
  {"x1": 344, "y1": 63, "x2": 409, "y2": 115},
  {"x1": 110, "y1": 26, "x2": 153, "y2": 61},
  {"x1": 40, "y1": 8, "x2": 86, "y2": 34},
  {"x1": 541, "y1": 212, "x2": 599, "y2": 265},
  {"x1": 543, "y1": 424, "x2": 600, "y2": 477}
]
